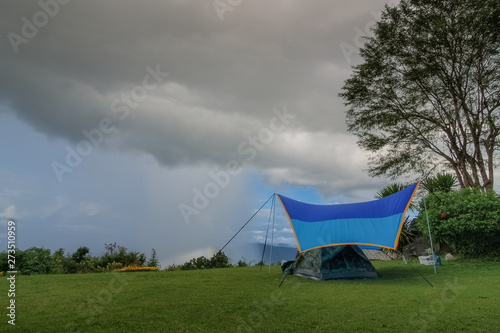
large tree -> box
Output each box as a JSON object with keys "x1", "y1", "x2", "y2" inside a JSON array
[{"x1": 340, "y1": 0, "x2": 500, "y2": 190}]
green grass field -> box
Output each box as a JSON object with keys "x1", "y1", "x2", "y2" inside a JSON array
[{"x1": 1, "y1": 260, "x2": 499, "y2": 332}]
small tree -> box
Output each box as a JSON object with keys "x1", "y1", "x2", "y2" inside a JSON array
[
  {"x1": 146, "y1": 248, "x2": 159, "y2": 267},
  {"x1": 210, "y1": 251, "x2": 232, "y2": 268},
  {"x1": 18, "y1": 247, "x2": 53, "y2": 275},
  {"x1": 69, "y1": 247, "x2": 99, "y2": 273},
  {"x1": 72, "y1": 246, "x2": 90, "y2": 263},
  {"x1": 51, "y1": 248, "x2": 70, "y2": 274},
  {"x1": 375, "y1": 183, "x2": 407, "y2": 200},
  {"x1": 422, "y1": 173, "x2": 458, "y2": 193},
  {"x1": 237, "y1": 258, "x2": 249, "y2": 267}
]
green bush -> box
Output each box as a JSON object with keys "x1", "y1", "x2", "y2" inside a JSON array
[
  {"x1": 210, "y1": 251, "x2": 232, "y2": 268},
  {"x1": 182, "y1": 256, "x2": 211, "y2": 270},
  {"x1": 175, "y1": 251, "x2": 233, "y2": 270},
  {"x1": 237, "y1": 258, "x2": 249, "y2": 267},
  {"x1": 51, "y1": 248, "x2": 74, "y2": 274},
  {"x1": 17, "y1": 247, "x2": 53, "y2": 275},
  {"x1": 98, "y1": 243, "x2": 146, "y2": 268},
  {"x1": 416, "y1": 188, "x2": 500, "y2": 257}
]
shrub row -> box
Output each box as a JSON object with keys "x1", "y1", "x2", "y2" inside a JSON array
[
  {"x1": 0, "y1": 243, "x2": 159, "y2": 275},
  {"x1": 415, "y1": 188, "x2": 500, "y2": 258}
]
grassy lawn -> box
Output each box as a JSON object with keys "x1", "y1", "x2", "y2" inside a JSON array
[{"x1": 1, "y1": 260, "x2": 499, "y2": 332}]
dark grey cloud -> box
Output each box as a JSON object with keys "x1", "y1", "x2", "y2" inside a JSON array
[{"x1": 1, "y1": 0, "x2": 393, "y2": 197}]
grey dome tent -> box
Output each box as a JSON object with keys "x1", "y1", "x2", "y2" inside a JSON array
[{"x1": 292, "y1": 245, "x2": 378, "y2": 280}]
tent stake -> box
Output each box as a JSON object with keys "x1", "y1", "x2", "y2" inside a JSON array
[
  {"x1": 278, "y1": 270, "x2": 289, "y2": 287},
  {"x1": 279, "y1": 256, "x2": 298, "y2": 287}
]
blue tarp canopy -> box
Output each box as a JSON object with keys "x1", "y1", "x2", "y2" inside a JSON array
[{"x1": 276, "y1": 182, "x2": 419, "y2": 253}]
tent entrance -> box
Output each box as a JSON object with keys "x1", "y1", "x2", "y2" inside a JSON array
[{"x1": 293, "y1": 245, "x2": 379, "y2": 280}]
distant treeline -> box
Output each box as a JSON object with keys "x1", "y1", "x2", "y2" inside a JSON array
[
  {"x1": 0, "y1": 243, "x2": 256, "y2": 275},
  {"x1": 0, "y1": 243, "x2": 159, "y2": 275}
]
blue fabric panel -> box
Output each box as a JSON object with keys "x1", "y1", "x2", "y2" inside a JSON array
[
  {"x1": 291, "y1": 214, "x2": 402, "y2": 250},
  {"x1": 279, "y1": 183, "x2": 417, "y2": 222},
  {"x1": 278, "y1": 182, "x2": 419, "y2": 252}
]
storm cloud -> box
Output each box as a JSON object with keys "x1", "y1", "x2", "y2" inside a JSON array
[{"x1": 1, "y1": 0, "x2": 401, "y2": 264}]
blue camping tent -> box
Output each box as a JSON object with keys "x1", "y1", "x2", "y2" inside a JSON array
[{"x1": 276, "y1": 182, "x2": 420, "y2": 279}]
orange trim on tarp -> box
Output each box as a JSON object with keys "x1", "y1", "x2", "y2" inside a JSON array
[
  {"x1": 298, "y1": 242, "x2": 393, "y2": 254},
  {"x1": 393, "y1": 181, "x2": 421, "y2": 249},
  {"x1": 275, "y1": 193, "x2": 302, "y2": 253}
]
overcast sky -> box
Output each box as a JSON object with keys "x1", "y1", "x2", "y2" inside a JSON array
[{"x1": 0, "y1": 0, "x2": 426, "y2": 266}]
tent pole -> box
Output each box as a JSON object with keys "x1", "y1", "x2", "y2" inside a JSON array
[
  {"x1": 269, "y1": 196, "x2": 276, "y2": 273},
  {"x1": 423, "y1": 197, "x2": 437, "y2": 274},
  {"x1": 220, "y1": 194, "x2": 275, "y2": 253},
  {"x1": 260, "y1": 196, "x2": 274, "y2": 271}
]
